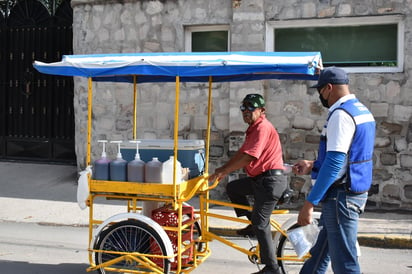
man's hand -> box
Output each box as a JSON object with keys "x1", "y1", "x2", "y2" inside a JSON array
[
  {"x1": 292, "y1": 160, "x2": 314, "y2": 175},
  {"x1": 208, "y1": 167, "x2": 228, "y2": 183},
  {"x1": 297, "y1": 200, "x2": 314, "y2": 226}
]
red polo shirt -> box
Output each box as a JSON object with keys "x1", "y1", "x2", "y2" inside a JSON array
[{"x1": 240, "y1": 114, "x2": 284, "y2": 177}]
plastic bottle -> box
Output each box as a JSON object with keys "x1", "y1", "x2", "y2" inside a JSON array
[
  {"x1": 94, "y1": 140, "x2": 110, "y2": 180},
  {"x1": 142, "y1": 157, "x2": 163, "y2": 217},
  {"x1": 161, "y1": 156, "x2": 182, "y2": 184},
  {"x1": 145, "y1": 157, "x2": 162, "y2": 182},
  {"x1": 109, "y1": 141, "x2": 127, "y2": 181},
  {"x1": 127, "y1": 140, "x2": 145, "y2": 182}
]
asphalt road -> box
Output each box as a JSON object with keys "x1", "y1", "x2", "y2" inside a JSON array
[{"x1": 0, "y1": 222, "x2": 411, "y2": 274}]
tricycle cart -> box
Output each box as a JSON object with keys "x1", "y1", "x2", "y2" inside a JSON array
[{"x1": 34, "y1": 51, "x2": 322, "y2": 274}]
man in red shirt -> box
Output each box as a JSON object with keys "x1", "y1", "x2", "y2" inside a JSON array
[{"x1": 209, "y1": 94, "x2": 287, "y2": 274}]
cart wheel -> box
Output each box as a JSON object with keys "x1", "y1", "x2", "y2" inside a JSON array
[
  {"x1": 182, "y1": 202, "x2": 204, "y2": 253},
  {"x1": 193, "y1": 218, "x2": 204, "y2": 252},
  {"x1": 94, "y1": 219, "x2": 171, "y2": 274}
]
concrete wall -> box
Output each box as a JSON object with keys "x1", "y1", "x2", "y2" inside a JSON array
[{"x1": 71, "y1": 0, "x2": 412, "y2": 210}]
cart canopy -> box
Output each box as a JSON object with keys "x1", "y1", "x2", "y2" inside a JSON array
[{"x1": 33, "y1": 51, "x2": 321, "y2": 83}]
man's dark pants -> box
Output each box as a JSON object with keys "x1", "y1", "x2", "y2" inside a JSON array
[{"x1": 226, "y1": 174, "x2": 287, "y2": 268}]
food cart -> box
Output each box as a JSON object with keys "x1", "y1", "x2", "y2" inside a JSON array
[{"x1": 34, "y1": 51, "x2": 322, "y2": 274}]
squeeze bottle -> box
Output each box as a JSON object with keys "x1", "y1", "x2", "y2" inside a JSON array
[
  {"x1": 109, "y1": 141, "x2": 127, "y2": 181},
  {"x1": 94, "y1": 140, "x2": 110, "y2": 180},
  {"x1": 127, "y1": 140, "x2": 145, "y2": 182}
]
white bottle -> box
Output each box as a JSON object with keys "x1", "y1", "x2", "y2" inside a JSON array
[{"x1": 161, "y1": 156, "x2": 182, "y2": 184}]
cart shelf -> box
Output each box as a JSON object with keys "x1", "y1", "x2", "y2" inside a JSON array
[{"x1": 89, "y1": 174, "x2": 209, "y2": 203}]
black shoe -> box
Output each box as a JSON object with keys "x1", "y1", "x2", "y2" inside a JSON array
[
  {"x1": 236, "y1": 224, "x2": 255, "y2": 237},
  {"x1": 251, "y1": 265, "x2": 281, "y2": 274}
]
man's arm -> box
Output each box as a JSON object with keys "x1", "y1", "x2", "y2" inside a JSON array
[
  {"x1": 208, "y1": 151, "x2": 255, "y2": 182},
  {"x1": 297, "y1": 151, "x2": 346, "y2": 225}
]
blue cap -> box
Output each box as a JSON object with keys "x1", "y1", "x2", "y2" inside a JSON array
[{"x1": 311, "y1": 67, "x2": 349, "y2": 88}]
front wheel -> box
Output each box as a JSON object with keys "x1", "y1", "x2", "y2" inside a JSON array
[
  {"x1": 276, "y1": 223, "x2": 309, "y2": 274},
  {"x1": 94, "y1": 219, "x2": 171, "y2": 274}
]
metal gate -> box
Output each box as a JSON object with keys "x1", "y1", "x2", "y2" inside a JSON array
[{"x1": 0, "y1": 0, "x2": 75, "y2": 163}]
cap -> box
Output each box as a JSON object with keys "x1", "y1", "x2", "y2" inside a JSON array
[
  {"x1": 242, "y1": 94, "x2": 265, "y2": 108},
  {"x1": 311, "y1": 67, "x2": 349, "y2": 88}
]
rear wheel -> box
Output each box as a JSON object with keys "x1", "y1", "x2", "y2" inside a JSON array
[
  {"x1": 94, "y1": 219, "x2": 171, "y2": 274},
  {"x1": 276, "y1": 223, "x2": 307, "y2": 274}
]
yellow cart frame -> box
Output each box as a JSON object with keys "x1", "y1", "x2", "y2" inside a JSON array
[{"x1": 33, "y1": 51, "x2": 322, "y2": 274}]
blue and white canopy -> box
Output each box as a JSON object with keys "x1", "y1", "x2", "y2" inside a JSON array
[{"x1": 33, "y1": 51, "x2": 322, "y2": 83}]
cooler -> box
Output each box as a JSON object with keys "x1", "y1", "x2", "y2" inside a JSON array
[{"x1": 121, "y1": 139, "x2": 205, "y2": 178}]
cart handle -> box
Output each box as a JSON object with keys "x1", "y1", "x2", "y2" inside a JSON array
[{"x1": 204, "y1": 178, "x2": 220, "y2": 192}]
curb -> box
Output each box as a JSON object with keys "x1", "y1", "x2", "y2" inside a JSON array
[
  {"x1": 209, "y1": 226, "x2": 412, "y2": 249},
  {"x1": 357, "y1": 234, "x2": 412, "y2": 249}
]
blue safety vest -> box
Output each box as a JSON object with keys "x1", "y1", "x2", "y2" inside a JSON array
[{"x1": 311, "y1": 98, "x2": 376, "y2": 193}]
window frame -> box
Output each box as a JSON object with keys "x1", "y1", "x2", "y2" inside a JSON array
[
  {"x1": 265, "y1": 15, "x2": 404, "y2": 73},
  {"x1": 184, "y1": 25, "x2": 230, "y2": 52}
]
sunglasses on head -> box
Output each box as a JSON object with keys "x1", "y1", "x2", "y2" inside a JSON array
[{"x1": 240, "y1": 104, "x2": 257, "y2": 112}]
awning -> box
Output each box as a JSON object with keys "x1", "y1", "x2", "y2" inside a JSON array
[{"x1": 33, "y1": 51, "x2": 322, "y2": 83}]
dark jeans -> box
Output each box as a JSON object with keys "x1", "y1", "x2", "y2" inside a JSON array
[{"x1": 226, "y1": 174, "x2": 287, "y2": 268}]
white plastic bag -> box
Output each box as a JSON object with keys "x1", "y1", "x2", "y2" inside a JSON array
[
  {"x1": 77, "y1": 166, "x2": 92, "y2": 210},
  {"x1": 287, "y1": 222, "x2": 320, "y2": 258}
]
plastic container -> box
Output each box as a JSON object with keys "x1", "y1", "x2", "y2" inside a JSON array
[
  {"x1": 109, "y1": 141, "x2": 127, "y2": 181},
  {"x1": 161, "y1": 156, "x2": 182, "y2": 184},
  {"x1": 144, "y1": 157, "x2": 162, "y2": 183},
  {"x1": 142, "y1": 157, "x2": 162, "y2": 217},
  {"x1": 121, "y1": 139, "x2": 205, "y2": 178},
  {"x1": 94, "y1": 140, "x2": 110, "y2": 180},
  {"x1": 127, "y1": 140, "x2": 145, "y2": 182}
]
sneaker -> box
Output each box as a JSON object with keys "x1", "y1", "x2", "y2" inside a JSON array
[
  {"x1": 236, "y1": 224, "x2": 255, "y2": 237},
  {"x1": 251, "y1": 265, "x2": 281, "y2": 274}
]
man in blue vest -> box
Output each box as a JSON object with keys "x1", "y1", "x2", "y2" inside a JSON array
[{"x1": 293, "y1": 67, "x2": 376, "y2": 274}]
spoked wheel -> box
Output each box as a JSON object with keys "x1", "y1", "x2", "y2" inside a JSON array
[
  {"x1": 94, "y1": 219, "x2": 171, "y2": 274},
  {"x1": 276, "y1": 224, "x2": 307, "y2": 274}
]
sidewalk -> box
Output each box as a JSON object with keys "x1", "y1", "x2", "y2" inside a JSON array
[{"x1": 0, "y1": 162, "x2": 411, "y2": 249}]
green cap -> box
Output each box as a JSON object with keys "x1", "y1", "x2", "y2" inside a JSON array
[{"x1": 243, "y1": 94, "x2": 265, "y2": 108}]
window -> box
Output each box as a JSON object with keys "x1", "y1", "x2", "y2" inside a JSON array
[
  {"x1": 184, "y1": 25, "x2": 230, "y2": 52},
  {"x1": 266, "y1": 15, "x2": 404, "y2": 73}
]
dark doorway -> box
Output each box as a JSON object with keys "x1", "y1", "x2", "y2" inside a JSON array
[{"x1": 0, "y1": 0, "x2": 75, "y2": 163}]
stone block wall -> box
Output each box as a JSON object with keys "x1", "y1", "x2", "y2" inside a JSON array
[{"x1": 71, "y1": 0, "x2": 412, "y2": 210}]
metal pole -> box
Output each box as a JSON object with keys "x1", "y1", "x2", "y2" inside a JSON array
[
  {"x1": 133, "y1": 75, "x2": 137, "y2": 140},
  {"x1": 173, "y1": 76, "x2": 180, "y2": 204},
  {"x1": 86, "y1": 77, "x2": 93, "y2": 166},
  {"x1": 205, "y1": 76, "x2": 213, "y2": 174}
]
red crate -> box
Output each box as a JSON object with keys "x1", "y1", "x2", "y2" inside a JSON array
[{"x1": 151, "y1": 204, "x2": 194, "y2": 269}]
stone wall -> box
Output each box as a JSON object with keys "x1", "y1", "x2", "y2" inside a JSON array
[{"x1": 71, "y1": 0, "x2": 412, "y2": 210}]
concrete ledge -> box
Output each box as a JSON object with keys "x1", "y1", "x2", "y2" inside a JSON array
[
  {"x1": 209, "y1": 226, "x2": 412, "y2": 249},
  {"x1": 358, "y1": 234, "x2": 412, "y2": 249}
]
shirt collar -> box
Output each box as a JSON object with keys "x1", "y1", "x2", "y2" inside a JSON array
[
  {"x1": 246, "y1": 114, "x2": 265, "y2": 132},
  {"x1": 329, "y1": 94, "x2": 356, "y2": 113}
]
